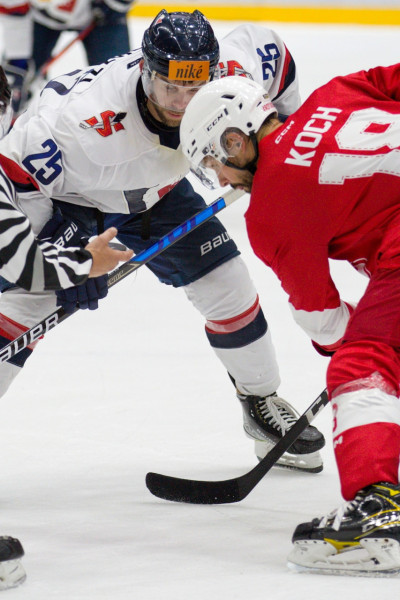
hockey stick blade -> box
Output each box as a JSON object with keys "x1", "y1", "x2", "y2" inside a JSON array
[{"x1": 146, "y1": 389, "x2": 329, "y2": 504}]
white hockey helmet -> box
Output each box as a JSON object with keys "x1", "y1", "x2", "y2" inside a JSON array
[{"x1": 180, "y1": 75, "x2": 276, "y2": 188}]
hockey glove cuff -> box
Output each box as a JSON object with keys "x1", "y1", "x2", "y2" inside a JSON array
[
  {"x1": 38, "y1": 209, "x2": 84, "y2": 247},
  {"x1": 39, "y1": 209, "x2": 109, "y2": 312},
  {"x1": 312, "y1": 338, "x2": 344, "y2": 357},
  {"x1": 311, "y1": 301, "x2": 355, "y2": 357}
]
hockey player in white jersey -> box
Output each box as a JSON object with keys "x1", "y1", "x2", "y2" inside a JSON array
[
  {"x1": 0, "y1": 0, "x2": 133, "y2": 120},
  {"x1": 218, "y1": 23, "x2": 298, "y2": 120},
  {"x1": 0, "y1": 11, "x2": 324, "y2": 474},
  {"x1": 0, "y1": 66, "x2": 133, "y2": 290}
]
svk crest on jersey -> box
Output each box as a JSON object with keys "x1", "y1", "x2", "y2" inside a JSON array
[
  {"x1": 79, "y1": 111, "x2": 127, "y2": 137},
  {"x1": 217, "y1": 60, "x2": 252, "y2": 79}
]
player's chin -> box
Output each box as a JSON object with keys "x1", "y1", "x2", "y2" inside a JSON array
[
  {"x1": 164, "y1": 110, "x2": 185, "y2": 124},
  {"x1": 232, "y1": 183, "x2": 252, "y2": 193}
]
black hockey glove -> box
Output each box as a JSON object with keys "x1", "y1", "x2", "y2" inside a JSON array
[
  {"x1": 312, "y1": 338, "x2": 343, "y2": 357},
  {"x1": 38, "y1": 210, "x2": 108, "y2": 313},
  {"x1": 56, "y1": 277, "x2": 108, "y2": 312}
]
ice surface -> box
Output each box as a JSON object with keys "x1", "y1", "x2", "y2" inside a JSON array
[{"x1": 0, "y1": 17, "x2": 399, "y2": 598}]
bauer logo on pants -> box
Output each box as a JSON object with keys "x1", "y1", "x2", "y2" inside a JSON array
[{"x1": 200, "y1": 232, "x2": 231, "y2": 256}]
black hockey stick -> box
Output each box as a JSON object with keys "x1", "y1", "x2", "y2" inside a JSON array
[
  {"x1": 145, "y1": 388, "x2": 329, "y2": 504},
  {"x1": 0, "y1": 188, "x2": 244, "y2": 364}
]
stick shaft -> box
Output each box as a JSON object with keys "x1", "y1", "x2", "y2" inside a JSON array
[
  {"x1": 40, "y1": 22, "x2": 96, "y2": 77},
  {"x1": 0, "y1": 188, "x2": 244, "y2": 364}
]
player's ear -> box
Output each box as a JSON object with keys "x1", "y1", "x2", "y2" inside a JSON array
[
  {"x1": 223, "y1": 130, "x2": 247, "y2": 158},
  {"x1": 139, "y1": 59, "x2": 144, "y2": 73}
]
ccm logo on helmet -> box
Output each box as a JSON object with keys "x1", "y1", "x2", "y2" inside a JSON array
[{"x1": 206, "y1": 112, "x2": 224, "y2": 132}]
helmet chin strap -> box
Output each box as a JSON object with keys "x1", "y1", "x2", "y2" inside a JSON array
[{"x1": 224, "y1": 133, "x2": 259, "y2": 175}]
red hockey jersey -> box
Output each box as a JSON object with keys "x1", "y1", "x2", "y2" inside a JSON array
[{"x1": 245, "y1": 63, "x2": 400, "y2": 347}]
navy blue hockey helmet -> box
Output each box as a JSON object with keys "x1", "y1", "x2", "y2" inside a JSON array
[{"x1": 142, "y1": 9, "x2": 219, "y2": 81}]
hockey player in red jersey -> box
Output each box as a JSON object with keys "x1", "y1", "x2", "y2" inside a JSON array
[{"x1": 180, "y1": 64, "x2": 400, "y2": 576}]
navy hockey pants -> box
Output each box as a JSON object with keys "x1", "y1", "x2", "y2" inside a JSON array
[
  {"x1": 32, "y1": 18, "x2": 131, "y2": 75},
  {"x1": 54, "y1": 177, "x2": 240, "y2": 287}
]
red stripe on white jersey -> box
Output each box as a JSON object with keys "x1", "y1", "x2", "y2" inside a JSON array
[
  {"x1": 0, "y1": 313, "x2": 40, "y2": 349},
  {"x1": 0, "y1": 3, "x2": 29, "y2": 15},
  {"x1": 205, "y1": 295, "x2": 260, "y2": 334},
  {"x1": 277, "y1": 44, "x2": 292, "y2": 95},
  {"x1": 0, "y1": 155, "x2": 39, "y2": 189}
]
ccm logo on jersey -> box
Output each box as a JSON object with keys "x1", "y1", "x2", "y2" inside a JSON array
[
  {"x1": 333, "y1": 435, "x2": 343, "y2": 449},
  {"x1": 80, "y1": 111, "x2": 126, "y2": 137},
  {"x1": 284, "y1": 107, "x2": 342, "y2": 167}
]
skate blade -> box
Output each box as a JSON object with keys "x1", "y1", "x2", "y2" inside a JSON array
[
  {"x1": 287, "y1": 538, "x2": 400, "y2": 577},
  {"x1": 255, "y1": 440, "x2": 323, "y2": 473},
  {"x1": 0, "y1": 560, "x2": 26, "y2": 590}
]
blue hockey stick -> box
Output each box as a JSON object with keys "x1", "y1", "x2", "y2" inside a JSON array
[{"x1": 0, "y1": 188, "x2": 244, "y2": 363}]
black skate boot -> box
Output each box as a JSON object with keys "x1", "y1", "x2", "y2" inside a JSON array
[
  {"x1": 0, "y1": 536, "x2": 25, "y2": 589},
  {"x1": 238, "y1": 392, "x2": 325, "y2": 473},
  {"x1": 288, "y1": 482, "x2": 400, "y2": 576}
]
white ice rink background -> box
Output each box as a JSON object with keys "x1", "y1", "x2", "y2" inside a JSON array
[{"x1": 1, "y1": 15, "x2": 399, "y2": 599}]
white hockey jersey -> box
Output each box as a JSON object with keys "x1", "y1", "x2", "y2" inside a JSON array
[
  {"x1": 0, "y1": 0, "x2": 132, "y2": 30},
  {"x1": 0, "y1": 51, "x2": 190, "y2": 214},
  {"x1": 0, "y1": 23, "x2": 301, "y2": 290},
  {"x1": 0, "y1": 82, "x2": 93, "y2": 290},
  {"x1": 0, "y1": 25, "x2": 301, "y2": 217},
  {"x1": 30, "y1": 0, "x2": 94, "y2": 30},
  {"x1": 218, "y1": 24, "x2": 301, "y2": 117}
]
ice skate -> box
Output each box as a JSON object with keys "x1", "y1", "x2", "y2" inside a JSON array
[
  {"x1": 238, "y1": 392, "x2": 325, "y2": 473},
  {"x1": 0, "y1": 536, "x2": 26, "y2": 590},
  {"x1": 288, "y1": 482, "x2": 400, "y2": 576}
]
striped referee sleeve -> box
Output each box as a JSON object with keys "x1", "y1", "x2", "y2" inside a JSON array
[{"x1": 0, "y1": 167, "x2": 92, "y2": 291}]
